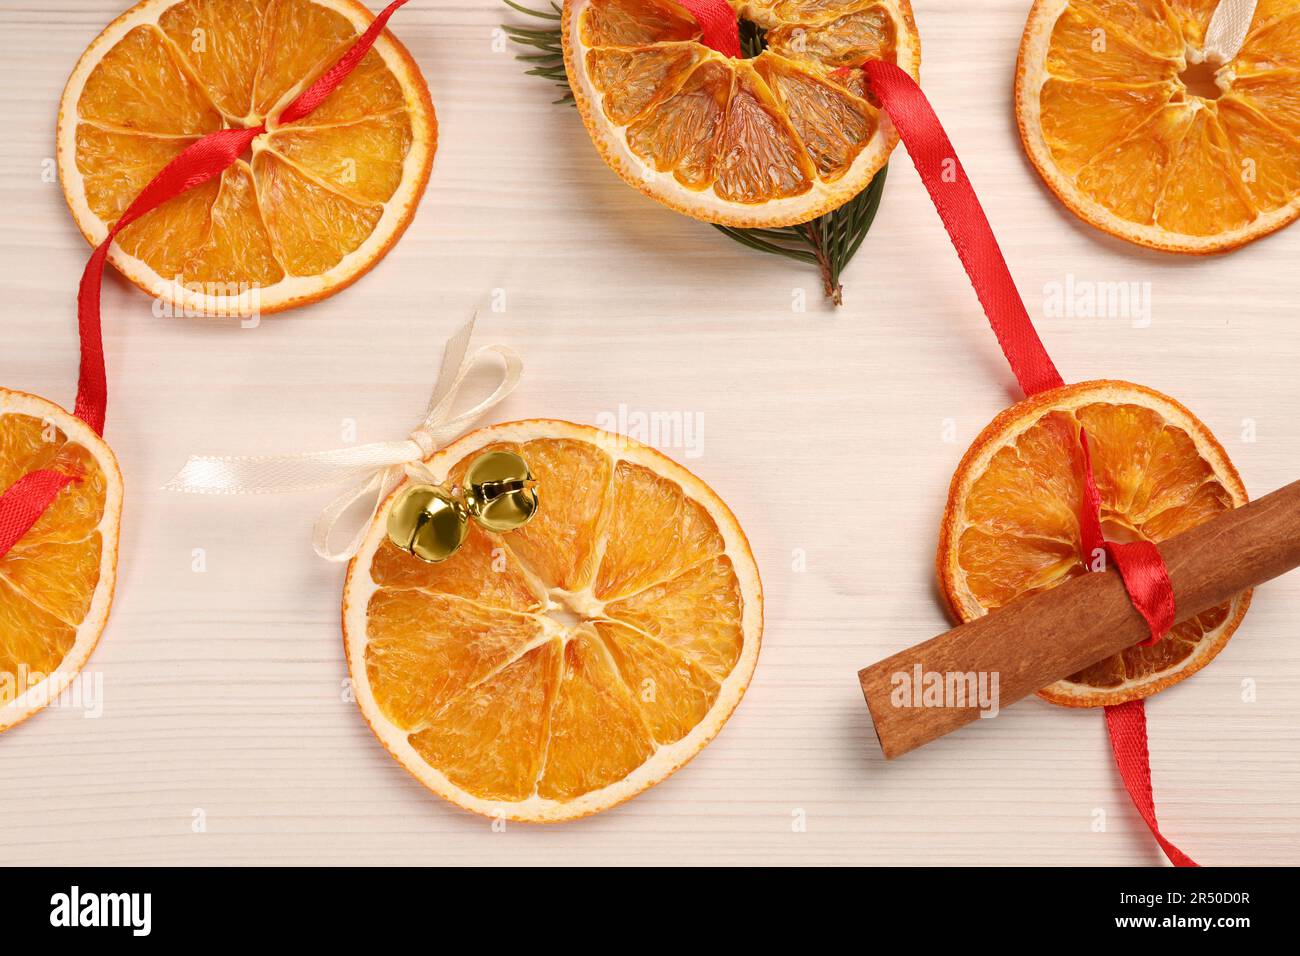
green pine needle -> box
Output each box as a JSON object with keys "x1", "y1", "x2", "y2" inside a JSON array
[
  {"x1": 501, "y1": 2, "x2": 886, "y2": 304},
  {"x1": 502, "y1": 2, "x2": 572, "y2": 104}
]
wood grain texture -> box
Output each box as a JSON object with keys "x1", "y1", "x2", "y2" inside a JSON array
[{"x1": 1, "y1": 0, "x2": 1298, "y2": 866}]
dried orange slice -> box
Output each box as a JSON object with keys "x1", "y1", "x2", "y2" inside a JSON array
[
  {"x1": 343, "y1": 420, "x2": 763, "y2": 821},
  {"x1": 0, "y1": 389, "x2": 122, "y2": 732},
  {"x1": 1017, "y1": 0, "x2": 1300, "y2": 252},
  {"x1": 937, "y1": 381, "x2": 1249, "y2": 707},
  {"x1": 562, "y1": 0, "x2": 920, "y2": 227},
  {"x1": 56, "y1": 0, "x2": 436, "y2": 315}
]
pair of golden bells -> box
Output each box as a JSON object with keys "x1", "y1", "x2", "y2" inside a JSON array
[{"x1": 386, "y1": 451, "x2": 538, "y2": 563}]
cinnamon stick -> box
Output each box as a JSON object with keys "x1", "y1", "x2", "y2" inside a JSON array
[{"x1": 859, "y1": 479, "x2": 1300, "y2": 759}]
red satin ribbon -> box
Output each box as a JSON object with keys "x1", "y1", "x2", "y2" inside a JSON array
[
  {"x1": 858, "y1": 63, "x2": 1186, "y2": 639},
  {"x1": 1106, "y1": 699, "x2": 1197, "y2": 867},
  {"x1": 861, "y1": 59, "x2": 1190, "y2": 865},
  {"x1": 677, "y1": 0, "x2": 743, "y2": 58},
  {"x1": 0, "y1": 0, "x2": 410, "y2": 561},
  {"x1": 652, "y1": 5, "x2": 1194, "y2": 865},
  {"x1": 1076, "y1": 434, "x2": 1177, "y2": 648},
  {"x1": 871, "y1": 57, "x2": 1191, "y2": 865},
  {"x1": 862, "y1": 63, "x2": 1176, "y2": 652},
  {"x1": 856, "y1": 63, "x2": 1064, "y2": 397}
]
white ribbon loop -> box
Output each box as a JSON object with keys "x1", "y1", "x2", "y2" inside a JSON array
[
  {"x1": 1202, "y1": 0, "x2": 1258, "y2": 64},
  {"x1": 164, "y1": 316, "x2": 522, "y2": 562}
]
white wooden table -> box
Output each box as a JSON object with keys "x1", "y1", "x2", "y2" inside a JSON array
[{"x1": 1, "y1": 0, "x2": 1296, "y2": 866}]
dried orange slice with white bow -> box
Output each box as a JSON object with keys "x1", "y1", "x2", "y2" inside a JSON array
[
  {"x1": 57, "y1": 0, "x2": 436, "y2": 315},
  {"x1": 1017, "y1": 0, "x2": 1300, "y2": 252},
  {"x1": 0, "y1": 389, "x2": 122, "y2": 732},
  {"x1": 343, "y1": 420, "x2": 763, "y2": 821},
  {"x1": 562, "y1": 0, "x2": 920, "y2": 227},
  {"x1": 937, "y1": 381, "x2": 1249, "y2": 707}
]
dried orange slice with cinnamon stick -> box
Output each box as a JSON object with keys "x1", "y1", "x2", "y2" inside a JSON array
[{"x1": 938, "y1": 380, "x2": 1249, "y2": 707}]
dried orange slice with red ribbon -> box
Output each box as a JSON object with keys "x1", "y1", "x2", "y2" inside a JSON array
[
  {"x1": 0, "y1": 390, "x2": 121, "y2": 732},
  {"x1": 562, "y1": 0, "x2": 920, "y2": 226},
  {"x1": 57, "y1": 0, "x2": 436, "y2": 314},
  {"x1": 938, "y1": 380, "x2": 1250, "y2": 708}
]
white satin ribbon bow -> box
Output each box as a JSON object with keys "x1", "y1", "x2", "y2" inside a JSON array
[
  {"x1": 1202, "y1": 0, "x2": 1258, "y2": 64},
  {"x1": 164, "y1": 316, "x2": 522, "y2": 562}
]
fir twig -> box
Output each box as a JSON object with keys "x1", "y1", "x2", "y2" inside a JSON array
[
  {"x1": 502, "y1": 2, "x2": 572, "y2": 104},
  {"x1": 501, "y1": 2, "x2": 887, "y2": 304}
]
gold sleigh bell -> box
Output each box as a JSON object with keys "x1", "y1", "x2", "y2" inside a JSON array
[{"x1": 386, "y1": 451, "x2": 538, "y2": 563}]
